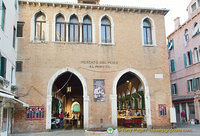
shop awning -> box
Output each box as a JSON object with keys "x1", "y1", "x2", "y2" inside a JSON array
[
  {"x1": 172, "y1": 95, "x2": 194, "y2": 103},
  {"x1": 0, "y1": 91, "x2": 29, "y2": 107}
]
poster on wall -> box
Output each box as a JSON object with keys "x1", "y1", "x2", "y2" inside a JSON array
[
  {"x1": 26, "y1": 106, "x2": 44, "y2": 120},
  {"x1": 94, "y1": 79, "x2": 105, "y2": 102},
  {"x1": 159, "y1": 104, "x2": 167, "y2": 116}
]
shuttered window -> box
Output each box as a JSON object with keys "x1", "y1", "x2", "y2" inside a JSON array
[
  {"x1": 198, "y1": 77, "x2": 200, "y2": 90},
  {"x1": 0, "y1": 57, "x2": 7, "y2": 78},
  {"x1": 1, "y1": 2, "x2": 6, "y2": 31},
  {"x1": 15, "y1": 0, "x2": 17, "y2": 9},
  {"x1": 192, "y1": 78, "x2": 197, "y2": 91},
  {"x1": 13, "y1": 26, "x2": 16, "y2": 48},
  {"x1": 170, "y1": 59, "x2": 175, "y2": 72},
  {"x1": 187, "y1": 78, "x2": 199, "y2": 92},
  {"x1": 184, "y1": 53, "x2": 187, "y2": 67}
]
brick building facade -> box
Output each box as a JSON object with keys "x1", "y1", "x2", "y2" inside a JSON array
[{"x1": 14, "y1": 0, "x2": 171, "y2": 133}]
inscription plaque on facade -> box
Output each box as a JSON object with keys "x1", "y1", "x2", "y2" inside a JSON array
[{"x1": 81, "y1": 60, "x2": 118, "y2": 69}]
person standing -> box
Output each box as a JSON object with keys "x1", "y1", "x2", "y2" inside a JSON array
[
  {"x1": 181, "y1": 110, "x2": 186, "y2": 124},
  {"x1": 59, "y1": 112, "x2": 64, "y2": 128}
]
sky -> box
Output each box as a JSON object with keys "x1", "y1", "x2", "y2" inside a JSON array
[{"x1": 43, "y1": 0, "x2": 191, "y2": 36}]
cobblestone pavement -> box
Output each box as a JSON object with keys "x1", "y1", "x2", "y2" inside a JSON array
[{"x1": 11, "y1": 124, "x2": 200, "y2": 136}]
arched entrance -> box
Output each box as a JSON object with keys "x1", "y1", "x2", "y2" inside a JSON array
[
  {"x1": 46, "y1": 68, "x2": 89, "y2": 130},
  {"x1": 112, "y1": 68, "x2": 152, "y2": 128}
]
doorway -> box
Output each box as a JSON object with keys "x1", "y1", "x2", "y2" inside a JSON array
[
  {"x1": 112, "y1": 68, "x2": 152, "y2": 128},
  {"x1": 51, "y1": 72, "x2": 83, "y2": 129},
  {"x1": 116, "y1": 72, "x2": 146, "y2": 128}
]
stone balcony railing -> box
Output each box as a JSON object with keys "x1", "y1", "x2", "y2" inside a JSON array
[
  {"x1": 0, "y1": 76, "x2": 10, "y2": 89},
  {"x1": 0, "y1": 76, "x2": 18, "y2": 95}
]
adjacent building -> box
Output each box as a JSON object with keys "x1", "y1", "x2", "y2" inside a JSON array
[
  {"x1": 0, "y1": 0, "x2": 29, "y2": 136},
  {"x1": 168, "y1": 0, "x2": 200, "y2": 124},
  {"x1": 14, "y1": 0, "x2": 172, "y2": 133}
]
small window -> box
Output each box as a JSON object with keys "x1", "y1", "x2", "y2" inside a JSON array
[
  {"x1": 69, "y1": 15, "x2": 79, "y2": 42},
  {"x1": 171, "y1": 83, "x2": 177, "y2": 95},
  {"x1": 159, "y1": 104, "x2": 167, "y2": 116},
  {"x1": 13, "y1": 26, "x2": 16, "y2": 48},
  {"x1": 17, "y1": 22, "x2": 24, "y2": 37},
  {"x1": 187, "y1": 79, "x2": 193, "y2": 92},
  {"x1": 101, "y1": 16, "x2": 111, "y2": 43},
  {"x1": 187, "y1": 51, "x2": 192, "y2": 65},
  {"x1": 0, "y1": 56, "x2": 7, "y2": 78},
  {"x1": 191, "y1": 2, "x2": 197, "y2": 12},
  {"x1": 1, "y1": 2, "x2": 6, "y2": 31},
  {"x1": 143, "y1": 18, "x2": 152, "y2": 45},
  {"x1": 82, "y1": 15, "x2": 92, "y2": 43},
  {"x1": 16, "y1": 61, "x2": 23, "y2": 72}
]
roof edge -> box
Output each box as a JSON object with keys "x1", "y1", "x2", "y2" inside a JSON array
[{"x1": 19, "y1": 0, "x2": 169, "y2": 16}]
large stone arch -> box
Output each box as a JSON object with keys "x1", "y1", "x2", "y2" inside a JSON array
[
  {"x1": 111, "y1": 68, "x2": 152, "y2": 128},
  {"x1": 46, "y1": 68, "x2": 89, "y2": 130}
]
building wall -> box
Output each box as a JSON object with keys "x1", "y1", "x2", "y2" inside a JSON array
[
  {"x1": 168, "y1": 0, "x2": 200, "y2": 122},
  {"x1": 187, "y1": 0, "x2": 200, "y2": 19},
  {"x1": 14, "y1": 1, "x2": 172, "y2": 133},
  {"x1": 0, "y1": 0, "x2": 18, "y2": 135},
  {"x1": 0, "y1": 0, "x2": 18, "y2": 89}
]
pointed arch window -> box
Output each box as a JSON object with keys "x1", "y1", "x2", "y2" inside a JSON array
[
  {"x1": 101, "y1": 17, "x2": 111, "y2": 43},
  {"x1": 143, "y1": 18, "x2": 152, "y2": 45},
  {"x1": 193, "y1": 22, "x2": 199, "y2": 36},
  {"x1": 82, "y1": 16, "x2": 92, "y2": 43},
  {"x1": 56, "y1": 14, "x2": 66, "y2": 41},
  {"x1": 35, "y1": 12, "x2": 46, "y2": 40},
  {"x1": 69, "y1": 15, "x2": 79, "y2": 42},
  {"x1": 194, "y1": 47, "x2": 199, "y2": 63},
  {"x1": 184, "y1": 29, "x2": 189, "y2": 42}
]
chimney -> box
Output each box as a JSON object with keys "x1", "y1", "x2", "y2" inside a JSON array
[
  {"x1": 78, "y1": 0, "x2": 100, "y2": 4},
  {"x1": 174, "y1": 17, "x2": 181, "y2": 30}
]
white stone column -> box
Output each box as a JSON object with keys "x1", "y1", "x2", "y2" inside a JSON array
[
  {"x1": 84, "y1": 95, "x2": 89, "y2": 129},
  {"x1": 46, "y1": 95, "x2": 52, "y2": 130},
  {"x1": 46, "y1": 21, "x2": 49, "y2": 42},
  {"x1": 52, "y1": 21, "x2": 55, "y2": 42},
  {"x1": 66, "y1": 23, "x2": 69, "y2": 42},
  {"x1": 179, "y1": 103, "x2": 182, "y2": 121},
  {"x1": 0, "y1": 104, "x2": 3, "y2": 132},
  {"x1": 80, "y1": 23, "x2": 82, "y2": 43},
  {"x1": 186, "y1": 103, "x2": 190, "y2": 121},
  {"x1": 110, "y1": 94, "x2": 117, "y2": 128},
  {"x1": 30, "y1": 18, "x2": 34, "y2": 42},
  {"x1": 92, "y1": 22, "x2": 96, "y2": 43}
]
